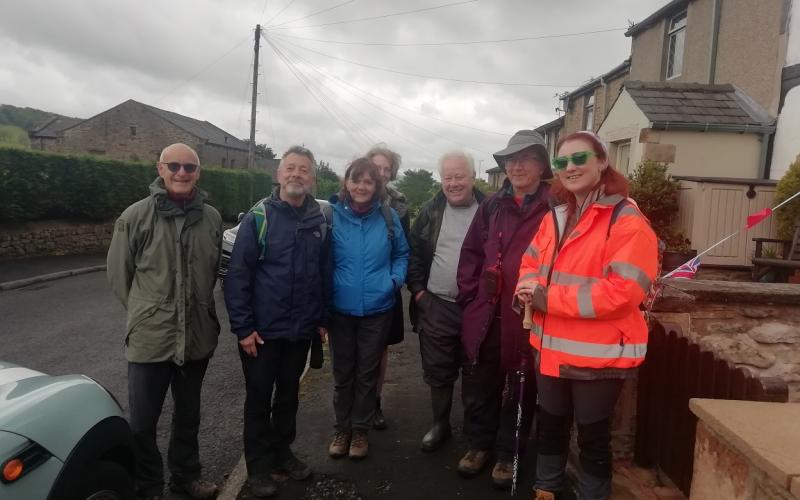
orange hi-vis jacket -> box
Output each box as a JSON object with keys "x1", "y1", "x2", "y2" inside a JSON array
[{"x1": 517, "y1": 194, "x2": 659, "y2": 378}]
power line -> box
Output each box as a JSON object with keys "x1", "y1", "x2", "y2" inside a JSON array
[
  {"x1": 264, "y1": 0, "x2": 298, "y2": 27},
  {"x1": 265, "y1": 0, "x2": 477, "y2": 30},
  {"x1": 271, "y1": 36, "x2": 493, "y2": 156},
  {"x1": 267, "y1": 34, "x2": 508, "y2": 138},
  {"x1": 265, "y1": 37, "x2": 373, "y2": 149},
  {"x1": 153, "y1": 33, "x2": 251, "y2": 105},
  {"x1": 272, "y1": 27, "x2": 626, "y2": 47},
  {"x1": 272, "y1": 37, "x2": 576, "y2": 88},
  {"x1": 270, "y1": 0, "x2": 357, "y2": 29}
]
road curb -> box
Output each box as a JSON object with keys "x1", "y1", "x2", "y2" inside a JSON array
[
  {"x1": 217, "y1": 359, "x2": 314, "y2": 499},
  {"x1": 0, "y1": 265, "x2": 107, "y2": 291}
]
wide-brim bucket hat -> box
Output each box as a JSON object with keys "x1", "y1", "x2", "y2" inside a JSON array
[{"x1": 493, "y1": 129, "x2": 553, "y2": 180}]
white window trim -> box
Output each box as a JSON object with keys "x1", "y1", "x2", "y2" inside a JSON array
[{"x1": 666, "y1": 11, "x2": 687, "y2": 80}]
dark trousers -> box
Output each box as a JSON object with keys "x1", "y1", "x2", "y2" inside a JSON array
[
  {"x1": 128, "y1": 359, "x2": 209, "y2": 497},
  {"x1": 461, "y1": 320, "x2": 537, "y2": 459},
  {"x1": 535, "y1": 373, "x2": 624, "y2": 498},
  {"x1": 330, "y1": 311, "x2": 391, "y2": 430},
  {"x1": 417, "y1": 293, "x2": 462, "y2": 388},
  {"x1": 239, "y1": 338, "x2": 310, "y2": 476}
]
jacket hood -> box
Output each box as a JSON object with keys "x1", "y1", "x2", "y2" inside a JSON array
[{"x1": 149, "y1": 177, "x2": 207, "y2": 216}]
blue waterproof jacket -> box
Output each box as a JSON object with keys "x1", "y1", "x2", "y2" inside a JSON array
[
  {"x1": 332, "y1": 199, "x2": 409, "y2": 317},
  {"x1": 224, "y1": 192, "x2": 331, "y2": 341}
]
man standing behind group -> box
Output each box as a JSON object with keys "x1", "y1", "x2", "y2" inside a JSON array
[
  {"x1": 107, "y1": 143, "x2": 222, "y2": 500},
  {"x1": 456, "y1": 131, "x2": 552, "y2": 489},
  {"x1": 224, "y1": 146, "x2": 330, "y2": 498},
  {"x1": 407, "y1": 151, "x2": 484, "y2": 452}
]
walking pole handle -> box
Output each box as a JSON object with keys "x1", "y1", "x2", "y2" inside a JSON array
[{"x1": 522, "y1": 303, "x2": 533, "y2": 329}]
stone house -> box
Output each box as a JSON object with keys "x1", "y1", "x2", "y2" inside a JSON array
[
  {"x1": 32, "y1": 99, "x2": 278, "y2": 176},
  {"x1": 597, "y1": 0, "x2": 790, "y2": 180},
  {"x1": 558, "y1": 59, "x2": 631, "y2": 137},
  {"x1": 29, "y1": 116, "x2": 83, "y2": 151}
]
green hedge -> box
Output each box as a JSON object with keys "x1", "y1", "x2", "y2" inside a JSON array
[{"x1": 0, "y1": 147, "x2": 271, "y2": 223}]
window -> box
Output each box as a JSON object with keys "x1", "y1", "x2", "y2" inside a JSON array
[
  {"x1": 230, "y1": 159, "x2": 236, "y2": 168},
  {"x1": 584, "y1": 95, "x2": 595, "y2": 131},
  {"x1": 130, "y1": 126, "x2": 137, "y2": 136},
  {"x1": 615, "y1": 141, "x2": 631, "y2": 174},
  {"x1": 666, "y1": 11, "x2": 687, "y2": 79},
  {"x1": 221, "y1": 158, "x2": 227, "y2": 168}
]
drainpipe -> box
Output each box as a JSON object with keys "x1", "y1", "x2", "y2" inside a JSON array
[
  {"x1": 759, "y1": 132, "x2": 770, "y2": 179},
  {"x1": 708, "y1": 0, "x2": 722, "y2": 84}
]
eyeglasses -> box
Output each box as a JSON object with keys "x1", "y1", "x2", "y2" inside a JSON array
[
  {"x1": 505, "y1": 154, "x2": 542, "y2": 168},
  {"x1": 551, "y1": 151, "x2": 597, "y2": 171},
  {"x1": 160, "y1": 162, "x2": 198, "y2": 174}
]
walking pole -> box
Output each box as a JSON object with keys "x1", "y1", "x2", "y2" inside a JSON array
[{"x1": 511, "y1": 303, "x2": 534, "y2": 496}]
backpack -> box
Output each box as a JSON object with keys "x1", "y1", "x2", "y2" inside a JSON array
[
  {"x1": 251, "y1": 200, "x2": 394, "y2": 261},
  {"x1": 607, "y1": 199, "x2": 665, "y2": 318}
]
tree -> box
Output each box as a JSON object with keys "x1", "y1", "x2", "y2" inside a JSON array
[
  {"x1": 315, "y1": 161, "x2": 340, "y2": 201},
  {"x1": 394, "y1": 169, "x2": 441, "y2": 219},
  {"x1": 0, "y1": 125, "x2": 30, "y2": 149},
  {"x1": 775, "y1": 155, "x2": 800, "y2": 240},
  {"x1": 474, "y1": 178, "x2": 496, "y2": 196},
  {"x1": 242, "y1": 140, "x2": 275, "y2": 159},
  {"x1": 628, "y1": 161, "x2": 691, "y2": 251}
]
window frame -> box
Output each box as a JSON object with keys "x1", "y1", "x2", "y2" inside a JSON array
[
  {"x1": 584, "y1": 94, "x2": 595, "y2": 131},
  {"x1": 666, "y1": 10, "x2": 687, "y2": 80}
]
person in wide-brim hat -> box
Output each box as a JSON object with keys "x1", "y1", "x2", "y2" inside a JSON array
[{"x1": 492, "y1": 129, "x2": 553, "y2": 180}]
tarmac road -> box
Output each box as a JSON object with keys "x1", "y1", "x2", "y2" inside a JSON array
[{"x1": 0, "y1": 271, "x2": 246, "y2": 494}]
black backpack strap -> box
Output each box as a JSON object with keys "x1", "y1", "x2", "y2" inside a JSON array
[
  {"x1": 607, "y1": 198, "x2": 632, "y2": 238},
  {"x1": 480, "y1": 197, "x2": 499, "y2": 242},
  {"x1": 380, "y1": 203, "x2": 395, "y2": 240},
  {"x1": 319, "y1": 202, "x2": 333, "y2": 242}
]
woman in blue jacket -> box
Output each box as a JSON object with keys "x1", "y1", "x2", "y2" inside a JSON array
[{"x1": 328, "y1": 157, "x2": 409, "y2": 461}]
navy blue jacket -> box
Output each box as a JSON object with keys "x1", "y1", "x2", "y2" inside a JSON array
[
  {"x1": 224, "y1": 192, "x2": 331, "y2": 341},
  {"x1": 332, "y1": 199, "x2": 409, "y2": 317}
]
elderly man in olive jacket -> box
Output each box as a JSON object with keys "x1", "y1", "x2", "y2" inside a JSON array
[{"x1": 107, "y1": 143, "x2": 222, "y2": 500}]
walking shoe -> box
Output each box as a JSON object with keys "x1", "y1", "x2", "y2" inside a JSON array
[
  {"x1": 248, "y1": 473, "x2": 278, "y2": 498},
  {"x1": 373, "y1": 397, "x2": 387, "y2": 430},
  {"x1": 169, "y1": 478, "x2": 218, "y2": 499},
  {"x1": 275, "y1": 452, "x2": 312, "y2": 480},
  {"x1": 491, "y1": 460, "x2": 513, "y2": 490},
  {"x1": 329, "y1": 430, "x2": 351, "y2": 458},
  {"x1": 534, "y1": 489, "x2": 556, "y2": 500},
  {"x1": 349, "y1": 429, "x2": 369, "y2": 460},
  {"x1": 457, "y1": 449, "x2": 490, "y2": 477}
]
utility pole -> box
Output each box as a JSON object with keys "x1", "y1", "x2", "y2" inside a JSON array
[{"x1": 248, "y1": 24, "x2": 261, "y2": 170}]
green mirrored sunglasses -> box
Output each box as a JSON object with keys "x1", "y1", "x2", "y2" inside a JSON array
[{"x1": 551, "y1": 151, "x2": 597, "y2": 171}]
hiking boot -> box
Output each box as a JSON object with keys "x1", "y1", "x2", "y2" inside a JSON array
[
  {"x1": 248, "y1": 473, "x2": 278, "y2": 498},
  {"x1": 169, "y1": 478, "x2": 218, "y2": 499},
  {"x1": 329, "y1": 430, "x2": 351, "y2": 458},
  {"x1": 491, "y1": 460, "x2": 513, "y2": 490},
  {"x1": 349, "y1": 429, "x2": 369, "y2": 460},
  {"x1": 373, "y1": 397, "x2": 387, "y2": 430},
  {"x1": 275, "y1": 452, "x2": 312, "y2": 480},
  {"x1": 534, "y1": 489, "x2": 556, "y2": 500},
  {"x1": 421, "y1": 385, "x2": 453, "y2": 452},
  {"x1": 457, "y1": 449, "x2": 490, "y2": 477}
]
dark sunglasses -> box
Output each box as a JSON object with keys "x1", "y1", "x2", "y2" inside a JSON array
[
  {"x1": 161, "y1": 161, "x2": 198, "y2": 174},
  {"x1": 551, "y1": 151, "x2": 597, "y2": 171}
]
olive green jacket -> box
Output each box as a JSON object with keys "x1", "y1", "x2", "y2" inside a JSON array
[{"x1": 107, "y1": 178, "x2": 223, "y2": 364}]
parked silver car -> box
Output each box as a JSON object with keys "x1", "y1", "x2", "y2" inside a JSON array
[{"x1": 0, "y1": 361, "x2": 135, "y2": 500}]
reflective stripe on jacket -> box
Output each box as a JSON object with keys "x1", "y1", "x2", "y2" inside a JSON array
[{"x1": 517, "y1": 194, "x2": 658, "y2": 378}]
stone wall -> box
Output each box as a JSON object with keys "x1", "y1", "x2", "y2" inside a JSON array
[
  {"x1": 0, "y1": 220, "x2": 114, "y2": 260},
  {"x1": 653, "y1": 280, "x2": 800, "y2": 402}
]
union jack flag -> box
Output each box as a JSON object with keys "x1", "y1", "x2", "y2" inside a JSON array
[{"x1": 669, "y1": 255, "x2": 702, "y2": 279}]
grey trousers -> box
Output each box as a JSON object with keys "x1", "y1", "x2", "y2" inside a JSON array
[{"x1": 330, "y1": 310, "x2": 392, "y2": 430}]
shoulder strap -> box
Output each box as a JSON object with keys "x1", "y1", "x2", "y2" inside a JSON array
[
  {"x1": 252, "y1": 201, "x2": 269, "y2": 261},
  {"x1": 480, "y1": 196, "x2": 500, "y2": 241},
  {"x1": 380, "y1": 203, "x2": 395, "y2": 240},
  {"x1": 606, "y1": 198, "x2": 631, "y2": 238},
  {"x1": 320, "y1": 202, "x2": 333, "y2": 242}
]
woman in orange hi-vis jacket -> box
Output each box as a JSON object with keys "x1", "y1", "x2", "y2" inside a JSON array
[{"x1": 515, "y1": 131, "x2": 658, "y2": 500}]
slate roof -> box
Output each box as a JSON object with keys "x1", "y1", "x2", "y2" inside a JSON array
[
  {"x1": 140, "y1": 101, "x2": 249, "y2": 151},
  {"x1": 624, "y1": 81, "x2": 774, "y2": 127},
  {"x1": 29, "y1": 116, "x2": 84, "y2": 138}
]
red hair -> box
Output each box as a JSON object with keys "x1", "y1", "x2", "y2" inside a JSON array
[{"x1": 551, "y1": 131, "x2": 629, "y2": 213}]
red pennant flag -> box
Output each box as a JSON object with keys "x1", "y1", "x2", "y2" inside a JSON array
[{"x1": 746, "y1": 207, "x2": 773, "y2": 229}]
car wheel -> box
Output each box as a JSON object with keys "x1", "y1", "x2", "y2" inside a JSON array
[{"x1": 78, "y1": 460, "x2": 134, "y2": 500}]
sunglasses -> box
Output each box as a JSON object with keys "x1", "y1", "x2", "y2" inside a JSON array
[
  {"x1": 161, "y1": 162, "x2": 198, "y2": 174},
  {"x1": 551, "y1": 151, "x2": 597, "y2": 171}
]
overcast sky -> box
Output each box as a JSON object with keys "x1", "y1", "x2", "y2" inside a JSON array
[{"x1": 0, "y1": 0, "x2": 666, "y2": 178}]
